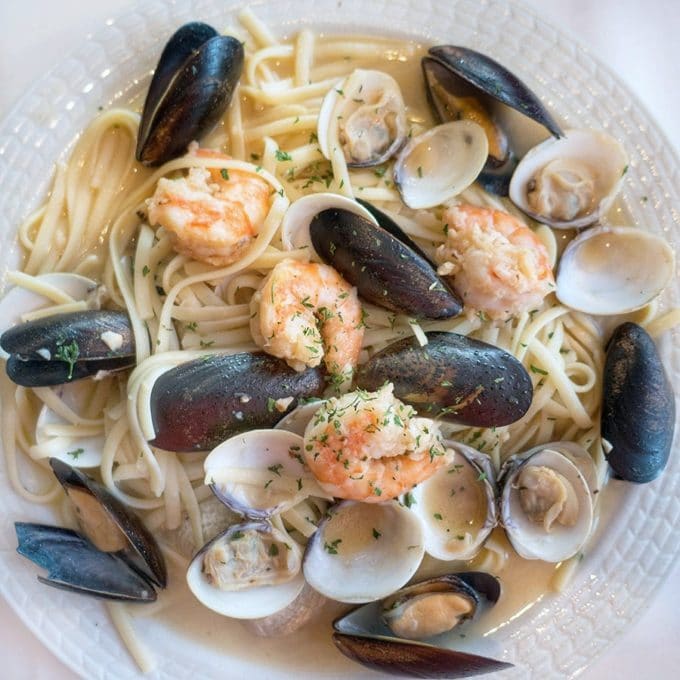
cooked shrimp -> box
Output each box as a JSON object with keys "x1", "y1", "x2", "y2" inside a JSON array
[
  {"x1": 303, "y1": 384, "x2": 452, "y2": 502},
  {"x1": 435, "y1": 204, "x2": 554, "y2": 320},
  {"x1": 250, "y1": 258, "x2": 364, "y2": 376},
  {"x1": 147, "y1": 148, "x2": 271, "y2": 267}
]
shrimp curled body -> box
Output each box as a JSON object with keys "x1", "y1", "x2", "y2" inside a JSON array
[
  {"x1": 436, "y1": 204, "x2": 554, "y2": 320},
  {"x1": 303, "y1": 384, "x2": 451, "y2": 502},
  {"x1": 250, "y1": 258, "x2": 364, "y2": 375},
  {"x1": 147, "y1": 149, "x2": 271, "y2": 267}
]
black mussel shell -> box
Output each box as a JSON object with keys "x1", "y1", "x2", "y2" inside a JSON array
[
  {"x1": 356, "y1": 199, "x2": 435, "y2": 265},
  {"x1": 149, "y1": 352, "x2": 325, "y2": 451},
  {"x1": 5, "y1": 355, "x2": 134, "y2": 387},
  {"x1": 310, "y1": 209, "x2": 462, "y2": 319},
  {"x1": 1, "y1": 310, "x2": 136, "y2": 386},
  {"x1": 602, "y1": 323, "x2": 675, "y2": 483},
  {"x1": 49, "y1": 458, "x2": 167, "y2": 588},
  {"x1": 454, "y1": 572, "x2": 501, "y2": 604},
  {"x1": 333, "y1": 634, "x2": 513, "y2": 678},
  {"x1": 422, "y1": 46, "x2": 562, "y2": 195},
  {"x1": 136, "y1": 25, "x2": 244, "y2": 166},
  {"x1": 356, "y1": 331, "x2": 532, "y2": 427},
  {"x1": 15, "y1": 523, "x2": 156, "y2": 602}
]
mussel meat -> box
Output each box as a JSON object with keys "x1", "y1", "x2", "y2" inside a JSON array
[
  {"x1": 149, "y1": 352, "x2": 325, "y2": 451},
  {"x1": 356, "y1": 331, "x2": 533, "y2": 427},
  {"x1": 422, "y1": 46, "x2": 562, "y2": 195},
  {"x1": 310, "y1": 208, "x2": 462, "y2": 319},
  {"x1": 136, "y1": 22, "x2": 244, "y2": 166},
  {"x1": 602, "y1": 323, "x2": 676, "y2": 482},
  {"x1": 1, "y1": 310, "x2": 135, "y2": 387}
]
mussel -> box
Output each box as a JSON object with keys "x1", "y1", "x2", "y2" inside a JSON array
[
  {"x1": 332, "y1": 572, "x2": 512, "y2": 677},
  {"x1": 422, "y1": 46, "x2": 563, "y2": 195},
  {"x1": 601, "y1": 323, "x2": 676, "y2": 482},
  {"x1": 149, "y1": 352, "x2": 325, "y2": 451},
  {"x1": 1, "y1": 310, "x2": 135, "y2": 387},
  {"x1": 356, "y1": 331, "x2": 533, "y2": 427},
  {"x1": 136, "y1": 22, "x2": 244, "y2": 166},
  {"x1": 310, "y1": 208, "x2": 462, "y2": 319},
  {"x1": 15, "y1": 459, "x2": 166, "y2": 600}
]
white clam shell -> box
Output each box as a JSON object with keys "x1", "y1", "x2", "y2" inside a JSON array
[
  {"x1": 501, "y1": 447, "x2": 594, "y2": 562},
  {"x1": 274, "y1": 399, "x2": 326, "y2": 436},
  {"x1": 303, "y1": 500, "x2": 424, "y2": 603},
  {"x1": 186, "y1": 522, "x2": 305, "y2": 619},
  {"x1": 509, "y1": 128, "x2": 628, "y2": 228},
  {"x1": 317, "y1": 69, "x2": 407, "y2": 167},
  {"x1": 204, "y1": 429, "x2": 329, "y2": 518},
  {"x1": 280, "y1": 193, "x2": 377, "y2": 255},
  {"x1": 393, "y1": 121, "x2": 488, "y2": 209},
  {"x1": 409, "y1": 442, "x2": 497, "y2": 561},
  {"x1": 556, "y1": 226, "x2": 675, "y2": 315}
]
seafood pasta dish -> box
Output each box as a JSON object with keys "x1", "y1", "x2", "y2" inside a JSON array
[{"x1": 1, "y1": 8, "x2": 677, "y2": 677}]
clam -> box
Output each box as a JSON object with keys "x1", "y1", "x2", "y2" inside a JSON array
[
  {"x1": 422, "y1": 46, "x2": 563, "y2": 195},
  {"x1": 309, "y1": 208, "x2": 462, "y2": 319},
  {"x1": 509, "y1": 129, "x2": 628, "y2": 228},
  {"x1": 136, "y1": 22, "x2": 244, "y2": 166},
  {"x1": 332, "y1": 572, "x2": 511, "y2": 677},
  {"x1": 148, "y1": 352, "x2": 325, "y2": 451},
  {"x1": 500, "y1": 444, "x2": 595, "y2": 562},
  {"x1": 408, "y1": 443, "x2": 497, "y2": 561},
  {"x1": 602, "y1": 323, "x2": 675, "y2": 483},
  {"x1": 302, "y1": 500, "x2": 425, "y2": 603},
  {"x1": 393, "y1": 121, "x2": 489, "y2": 209},
  {"x1": 555, "y1": 226, "x2": 675, "y2": 315},
  {"x1": 280, "y1": 192, "x2": 378, "y2": 255},
  {"x1": 274, "y1": 399, "x2": 326, "y2": 436},
  {"x1": 186, "y1": 521, "x2": 305, "y2": 618},
  {"x1": 317, "y1": 69, "x2": 407, "y2": 167},
  {"x1": 1, "y1": 310, "x2": 135, "y2": 387},
  {"x1": 15, "y1": 459, "x2": 166, "y2": 601},
  {"x1": 203, "y1": 429, "x2": 328, "y2": 518},
  {"x1": 356, "y1": 331, "x2": 533, "y2": 427}
]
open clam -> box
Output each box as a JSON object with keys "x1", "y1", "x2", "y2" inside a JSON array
[
  {"x1": 186, "y1": 520, "x2": 305, "y2": 618},
  {"x1": 408, "y1": 443, "x2": 497, "y2": 561},
  {"x1": 509, "y1": 129, "x2": 628, "y2": 228},
  {"x1": 500, "y1": 443, "x2": 596, "y2": 562},
  {"x1": 422, "y1": 45, "x2": 563, "y2": 195},
  {"x1": 317, "y1": 69, "x2": 407, "y2": 167},
  {"x1": 555, "y1": 226, "x2": 675, "y2": 315}
]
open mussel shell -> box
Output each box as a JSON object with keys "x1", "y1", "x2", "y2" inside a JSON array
[
  {"x1": 509, "y1": 129, "x2": 628, "y2": 229},
  {"x1": 136, "y1": 23, "x2": 244, "y2": 166},
  {"x1": 499, "y1": 445, "x2": 594, "y2": 562},
  {"x1": 303, "y1": 500, "x2": 425, "y2": 603},
  {"x1": 310, "y1": 209, "x2": 462, "y2": 319},
  {"x1": 50, "y1": 458, "x2": 167, "y2": 587},
  {"x1": 203, "y1": 429, "x2": 328, "y2": 518},
  {"x1": 423, "y1": 46, "x2": 562, "y2": 195},
  {"x1": 602, "y1": 323, "x2": 675, "y2": 483},
  {"x1": 1, "y1": 310, "x2": 135, "y2": 387},
  {"x1": 409, "y1": 443, "x2": 497, "y2": 561},
  {"x1": 556, "y1": 226, "x2": 675, "y2": 315},
  {"x1": 149, "y1": 352, "x2": 325, "y2": 451},
  {"x1": 333, "y1": 634, "x2": 513, "y2": 679},
  {"x1": 356, "y1": 331, "x2": 532, "y2": 427},
  {"x1": 186, "y1": 521, "x2": 305, "y2": 619},
  {"x1": 15, "y1": 523, "x2": 156, "y2": 602},
  {"x1": 393, "y1": 121, "x2": 488, "y2": 209}
]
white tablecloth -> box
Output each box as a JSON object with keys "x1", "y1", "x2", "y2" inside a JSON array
[{"x1": 0, "y1": 1, "x2": 678, "y2": 678}]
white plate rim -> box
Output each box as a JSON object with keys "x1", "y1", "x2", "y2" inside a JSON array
[{"x1": 0, "y1": 0, "x2": 678, "y2": 678}]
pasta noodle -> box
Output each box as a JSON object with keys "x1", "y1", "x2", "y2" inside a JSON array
[{"x1": 2, "y1": 11, "x2": 677, "y2": 672}]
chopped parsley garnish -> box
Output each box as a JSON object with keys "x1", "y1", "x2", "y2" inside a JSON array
[
  {"x1": 530, "y1": 364, "x2": 549, "y2": 375},
  {"x1": 186, "y1": 321, "x2": 198, "y2": 332},
  {"x1": 268, "y1": 543, "x2": 279, "y2": 557},
  {"x1": 275, "y1": 149, "x2": 292, "y2": 162},
  {"x1": 372, "y1": 528, "x2": 382, "y2": 540},
  {"x1": 142, "y1": 265, "x2": 150, "y2": 277},
  {"x1": 66, "y1": 448, "x2": 84, "y2": 460},
  {"x1": 433, "y1": 512, "x2": 443, "y2": 521},
  {"x1": 267, "y1": 464, "x2": 283, "y2": 477},
  {"x1": 55, "y1": 340, "x2": 80, "y2": 380},
  {"x1": 267, "y1": 397, "x2": 276, "y2": 412},
  {"x1": 323, "y1": 538, "x2": 342, "y2": 554},
  {"x1": 403, "y1": 492, "x2": 416, "y2": 508},
  {"x1": 230, "y1": 531, "x2": 245, "y2": 541},
  {"x1": 220, "y1": 168, "x2": 230, "y2": 181}
]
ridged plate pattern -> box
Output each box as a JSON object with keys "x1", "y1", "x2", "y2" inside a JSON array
[{"x1": 0, "y1": 1, "x2": 678, "y2": 678}]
